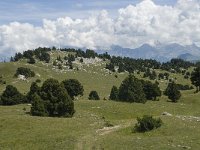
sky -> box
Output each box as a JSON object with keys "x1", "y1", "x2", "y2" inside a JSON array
[{"x1": 0, "y1": 0, "x2": 200, "y2": 56}]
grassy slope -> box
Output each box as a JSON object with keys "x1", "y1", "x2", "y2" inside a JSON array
[{"x1": 0, "y1": 52, "x2": 200, "y2": 149}]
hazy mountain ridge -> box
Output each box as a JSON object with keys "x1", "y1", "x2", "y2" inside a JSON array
[{"x1": 105, "y1": 43, "x2": 200, "y2": 62}]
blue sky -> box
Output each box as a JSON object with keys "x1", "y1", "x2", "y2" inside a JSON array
[{"x1": 0, "y1": 0, "x2": 177, "y2": 25}]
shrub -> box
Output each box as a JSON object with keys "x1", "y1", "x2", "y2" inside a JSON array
[
  {"x1": 88, "y1": 91, "x2": 100, "y2": 100},
  {"x1": 1, "y1": 85, "x2": 26, "y2": 105},
  {"x1": 134, "y1": 115, "x2": 162, "y2": 132},
  {"x1": 62, "y1": 79, "x2": 84, "y2": 100},
  {"x1": 15, "y1": 67, "x2": 35, "y2": 78},
  {"x1": 35, "y1": 79, "x2": 41, "y2": 83}
]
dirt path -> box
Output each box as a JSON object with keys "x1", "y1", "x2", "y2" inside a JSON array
[{"x1": 75, "y1": 121, "x2": 133, "y2": 150}]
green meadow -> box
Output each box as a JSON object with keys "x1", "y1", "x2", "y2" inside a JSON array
[{"x1": 0, "y1": 52, "x2": 200, "y2": 150}]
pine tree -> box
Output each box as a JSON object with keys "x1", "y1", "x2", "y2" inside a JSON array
[
  {"x1": 31, "y1": 93, "x2": 46, "y2": 116},
  {"x1": 1, "y1": 85, "x2": 25, "y2": 105},
  {"x1": 191, "y1": 67, "x2": 200, "y2": 92},
  {"x1": 118, "y1": 74, "x2": 146, "y2": 103},
  {"x1": 109, "y1": 86, "x2": 119, "y2": 100},
  {"x1": 88, "y1": 91, "x2": 100, "y2": 100},
  {"x1": 165, "y1": 82, "x2": 181, "y2": 102}
]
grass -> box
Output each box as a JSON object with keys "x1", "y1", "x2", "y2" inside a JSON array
[{"x1": 0, "y1": 51, "x2": 200, "y2": 149}]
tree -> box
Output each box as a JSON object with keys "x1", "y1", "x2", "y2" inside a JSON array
[
  {"x1": 142, "y1": 80, "x2": 161, "y2": 100},
  {"x1": 165, "y1": 82, "x2": 181, "y2": 102},
  {"x1": 109, "y1": 86, "x2": 119, "y2": 100},
  {"x1": 118, "y1": 75, "x2": 146, "y2": 103},
  {"x1": 88, "y1": 91, "x2": 100, "y2": 100},
  {"x1": 26, "y1": 82, "x2": 41, "y2": 103},
  {"x1": 191, "y1": 67, "x2": 200, "y2": 92},
  {"x1": 62, "y1": 79, "x2": 84, "y2": 100},
  {"x1": 40, "y1": 78, "x2": 75, "y2": 117},
  {"x1": 30, "y1": 93, "x2": 47, "y2": 116},
  {"x1": 1, "y1": 85, "x2": 25, "y2": 105},
  {"x1": 28, "y1": 57, "x2": 36, "y2": 64}
]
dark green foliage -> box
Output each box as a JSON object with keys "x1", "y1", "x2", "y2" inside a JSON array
[
  {"x1": 69, "y1": 62, "x2": 73, "y2": 69},
  {"x1": 88, "y1": 91, "x2": 100, "y2": 100},
  {"x1": 23, "y1": 50, "x2": 34, "y2": 59},
  {"x1": 80, "y1": 58, "x2": 83, "y2": 63},
  {"x1": 98, "y1": 52, "x2": 111, "y2": 60},
  {"x1": 1, "y1": 85, "x2": 25, "y2": 105},
  {"x1": 191, "y1": 67, "x2": 200, "y2": 92},
  {"x1": 164, "y1": 82, "x2": 181, "y2": 102},
  {"x1": 15, "y1": 67, "x2": 35, "y2": 78},
  {"x1": 58, "y1": 64, "x2": 63, "y2": 70},
  {"x1": 68, "y1": 54, "x2": 75, "y2": 62},
  {"x1": 118, "y1": 75, "x2": 146, "y2": 103},
  {"x1": 62, "y1": 79, "x2": 84, "y2": 100},
  {"x1": 142, "y1": 80, "x2": 161, "y2": 100},
  {"x1": 134, "y1": 115, "x2": 162, "y2": 132},
  {"x1": 85, "y1": 49, "x2": 97, "y2": 58},
  {"x1": 176, "y1": 84, "x2": 194, "y2": 91},
  {"x1": 106, "y1": 63, "x2": 115, "y2": 72},
  {"x1": 40, "y1": 52, "x2": 50, "y2": 63},
  {"x1": 26, "y1": 82, "x2": 41, "y2": 103},
  {"x1": 28, "y1": 57, "x2": 36, "y2": 64},
  {"x1": 161, "y1": 59, "x2": 194, "y2": 73},
  {"x1": 14, "y1": 52, "x2": 23, "y2": 61},
  {"x1": 30, "y1": 93, "x2": 47, "y2": 116},
  {"x1": 53, "y1": 60, "x2": 57, "y2": 66},
  {"x1": 35, "y1": 79, "x2": 41, "y2": 83},
  {"x1": 109, "y1": 86, "x2": 119, "y2": 101},
  {"x1": 38, "y1": 78, "x2": 75, "y2": 117}
]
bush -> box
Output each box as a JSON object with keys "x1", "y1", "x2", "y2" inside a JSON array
[
  {"x1": 1, "y1": 85, "x2": 26, "y2": 105},
  {"x1": 88, "y1": 91, "x2": 100, "y2": 100},
  {"x1": 62, "y1": 79, "x2": 84, "y2": 100},
  {"x1": 134, "y1": 115, "x2": 162, "y2": 132},
  {"x1": 15, "y1": 67, "x2": 35, "y2": 78},
  {"x1": 35, "y1": 79, "x2": 41, "y2": 83},
  {"x1": 30, "y1": 78, "x2": 75, "y2": 117}
]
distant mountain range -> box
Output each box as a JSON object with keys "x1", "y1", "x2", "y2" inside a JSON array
[
  {"x1": 1, "y1": 43, "x2": 200, "y2": 62},
  {"x1": 98, "y1": 43, "x2": 200, "y2": 62}
]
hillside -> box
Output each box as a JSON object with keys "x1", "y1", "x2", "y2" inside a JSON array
[{"x1": 0, "y1": 49, "x2": 200, "y2": 149}]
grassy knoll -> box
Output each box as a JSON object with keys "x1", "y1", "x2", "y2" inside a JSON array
[{"x1": 0, "y1": 52, "x2": 199, "y2": 149}]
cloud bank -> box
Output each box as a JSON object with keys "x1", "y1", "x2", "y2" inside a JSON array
[{"x1": 0, "y1": 0, "x2": 200, "y2": 56}]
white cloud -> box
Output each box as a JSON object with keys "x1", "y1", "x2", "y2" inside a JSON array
[{"x1": 0, "y1": 0, "x2": 200, "y2": 56}]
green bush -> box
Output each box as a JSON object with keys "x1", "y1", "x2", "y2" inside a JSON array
[
  {"x1": 62, "y1": 79, "x2": 84, "y2": 100},
  {"x1": 88, "y1": 91, "x2": 100, "y2": 100},
  {"x1": 0, "y1": 85, "x2": 26, "y2": 105},
  {"x1": 30, "y1": 78, "x2": 75, "y2": 117},
  {"x1": 15, "y1": 67, "x2": 35, "y2": 78},
  {"x1": 134, "y1": 115, "x2": 162, "y2": 132}
]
